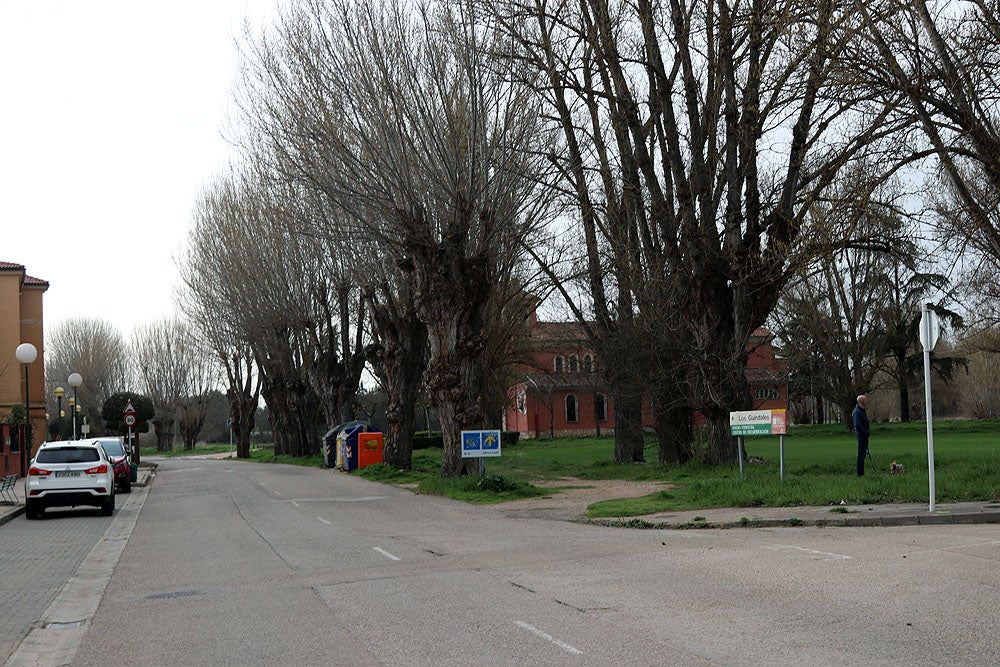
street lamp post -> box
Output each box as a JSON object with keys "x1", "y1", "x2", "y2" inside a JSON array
[
  {"x1": 15, "y1": 343, "x2": 38, "y2": 476},
  {"x1": 54, "y1": 386, "x2": 65, "y2": 439},
  {"x1": 68, "y1": 372, "x2": 83, "y2": 440}
]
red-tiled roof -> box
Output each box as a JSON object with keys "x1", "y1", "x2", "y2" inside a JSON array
[
  {"x1": 532, "y1": 320, "x2": 592, "y2": 342},
  {"x1": 24, "y1": 275, "x2": 49, "y2": 287},
  {"x1": 1, "y1": 261, "x2": 48, "y2": 287}
]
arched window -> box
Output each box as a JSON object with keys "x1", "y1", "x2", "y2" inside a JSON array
[
  {"x1": 554, "y1": 355, "x2": 564, "y2": 373},
  {"x1": 595, "y1": 393, "x2": 607, "y2": 422},
  {"x1": 568, "y1": 355, "x2": 579, "y2": 373},
  {"x1": 565, "y1": 394, "x2": 579, "y2": 422},
  {"x1": 583, "y1": 354, "x2": 593, "y2": 372}
]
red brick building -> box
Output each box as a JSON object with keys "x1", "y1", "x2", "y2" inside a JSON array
[{"x1": 503, "y1": 310, "x2": 788, "y2": 438}]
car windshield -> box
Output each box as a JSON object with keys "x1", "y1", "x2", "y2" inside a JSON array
[
  {"x1": 100, "y1": 441, "x2": 125, "y2": 456},
  {"x1": 36, "y1": 447, "x2": 100, "y2": 464}
]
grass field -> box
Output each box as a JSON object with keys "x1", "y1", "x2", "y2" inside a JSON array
[{"x1": 146, "y1": 420, "x2": 1000, "y2": 517}]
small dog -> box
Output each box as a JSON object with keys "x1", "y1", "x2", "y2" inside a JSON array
[{"x1": 890, "y1": 461, "x2": 905, "y2": 474}]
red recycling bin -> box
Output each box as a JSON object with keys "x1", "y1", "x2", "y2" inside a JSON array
[{"x1": 356, "y1": 432, "x2": 383, "y2": 469}]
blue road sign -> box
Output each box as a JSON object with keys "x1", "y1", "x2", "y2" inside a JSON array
[{"x1": 461, "y1": 429, "x2": 502, "y2": 458}]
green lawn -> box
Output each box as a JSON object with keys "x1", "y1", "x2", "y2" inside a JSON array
[
  {"x1": 144, "y1": 420, "x2": 1000, "y2": 517},
  {"x1": 362, "y1": 420, "x2": 1000, "y2": 516}
]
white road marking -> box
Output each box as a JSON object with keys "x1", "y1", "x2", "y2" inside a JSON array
[
  {"x1": 767, "y1": 545, "x2": 852, "y2": 560},
  {"x1": 374, "y1": 547, "x2": 401, "y2": 561},
  {"x1": 291, "y1": 501, "x2": 300, "y2": 508},
  {"x1": 515, "y1": 621, "x2": 582, "y2": 655},
  {"x1": 317, "y1": 517, "x2": 332, "y2": 525}
]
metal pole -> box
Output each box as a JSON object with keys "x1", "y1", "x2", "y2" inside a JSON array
[
  {"x1": 23, "y1": 364, "x2": 31, "y2": 475},
  {"x1": 72, "y1": 388, "x2": 78, "y2": 440},
  {"x1": 779, "y1": 435, "x2": 785, "y2": 482},
  {"x1": 738, "y1": 437, "x2": 745, "y2": 479},
  {"x1": 923, "y1": 305, "x2": 936, "y2": 513}
]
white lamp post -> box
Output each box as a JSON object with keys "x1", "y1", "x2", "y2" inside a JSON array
[
  {"x1": 15, "y1": 343, "x2": 38, "y2": 475},
  {"x1": 68, "y1": 372, "x2": 83, "y2": 440}
]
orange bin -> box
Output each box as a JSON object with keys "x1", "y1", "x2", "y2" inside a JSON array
[{"x1": 357, "y1": 432, "x2": 384, "y2": 469}]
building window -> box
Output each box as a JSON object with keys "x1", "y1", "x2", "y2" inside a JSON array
[
  {"x1": 583, "y1": 354, "x2": 593, "y2": 372},
  {"x1": 595, "y1": 393, "x2": 607, "y2": 421},
  {"x1": 565, "y1": 395, "x2": 579, "y2": 422},
  {"x1": 554, "y1": 355, "x2": 564, "y2": 373},
  {"x1": 568, "y1": 355, "x2": 579, "y2": 373},
  {"x1": 754, "y1": 387, "x2": 780, "y2": 400}
]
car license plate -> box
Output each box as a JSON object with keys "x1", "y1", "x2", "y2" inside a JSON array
[{"x1": 55, "y1": 471, "x2": 81, "y2": 478}]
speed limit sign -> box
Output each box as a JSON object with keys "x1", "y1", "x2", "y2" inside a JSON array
[{"x1": 124, "y1": 414, "x2": 136, "y2": 427}]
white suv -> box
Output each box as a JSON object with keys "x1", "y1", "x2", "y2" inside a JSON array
[{"x1": 25, "y1": 439, "x2": 116, "y2": 520}]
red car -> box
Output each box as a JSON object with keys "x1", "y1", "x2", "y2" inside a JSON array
[{"x1": 96, "y1": 437, "x2": 132, "y2": 493}]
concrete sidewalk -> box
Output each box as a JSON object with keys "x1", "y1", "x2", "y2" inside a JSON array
[{"x1": 0, "y1": 464, "x2": 156, "y2": 527}]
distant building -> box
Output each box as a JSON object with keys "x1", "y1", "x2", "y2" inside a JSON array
[
  {"x1": 1, "y1": 261, "x2": 49, "y2": 476},
  {"x1": 503, "y1": 307, "x2": 787, "y2": 439}
]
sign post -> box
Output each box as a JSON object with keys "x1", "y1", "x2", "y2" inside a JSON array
[
  {"x1": 123, "y1": 400, "x2": 138, "y2": 464},
  {"x1": 461, "y1": 429, "x2": 502, "y2": 476},
  {"x1": 919, "y1": 304, "x2": 939, "y2": 512},
  {"x1": 729, "y1": 410, "x2": 788, "y2": 480}
]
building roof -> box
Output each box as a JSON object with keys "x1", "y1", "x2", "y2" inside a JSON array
[
  {"x1": 24, "y1": 275, "x2": 49, "y2": 287},
  {"x1": 532, "y1": 320, "x2": 593, "y2": 342},
  {"x1": 1, "y1": 261, "x2": 49, "y2": 288}
]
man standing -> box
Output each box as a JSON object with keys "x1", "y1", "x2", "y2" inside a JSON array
[{"x1": 853, "y1": 395, "x2": 870, "y2": 477}]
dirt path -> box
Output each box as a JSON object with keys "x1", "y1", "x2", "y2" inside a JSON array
[{"x1": 492, "y1": 478, "x2": 671, "y2": 522}]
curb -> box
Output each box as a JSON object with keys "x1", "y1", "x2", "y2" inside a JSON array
[
  {"x1": 587, "y1": 510, "x2": 1000, "y2": 530},
  {"x1": 0, "y1": 504, "x2": 25, "y2": 526},
  {"x1": 133, "y1": 462, "x2": 157, "y2": 488}
]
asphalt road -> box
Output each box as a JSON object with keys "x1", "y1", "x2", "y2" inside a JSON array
[{"x1": 12, "y1": 457, "x2": 1000, "y2": 665}]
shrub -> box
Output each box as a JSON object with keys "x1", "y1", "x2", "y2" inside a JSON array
[{"x1": 412, "y1": 431, "x2": 444, "y2": 450}]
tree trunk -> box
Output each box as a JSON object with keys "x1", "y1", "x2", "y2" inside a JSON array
[
  {"x1": 369, "y1": 339, "x2": 425, "y2": 470},
  {"x1": 364, "y1": 285, "x2": 428, "y2": 471},
  {"x1": 611, "y1": 388, "x2": 645, "y2": 463},
  {"x1": 227, "y1": 385, "x2": 258, "y2": 459},
  {"x1": 430, "y1": 335, "x2": 485, "y2": 477},
  {"x1": 152, "y1": 415, "x2": 174, "y2": 452},
  {"x1": 653, "y1": 399, "x2": 693, "y2": 465}
]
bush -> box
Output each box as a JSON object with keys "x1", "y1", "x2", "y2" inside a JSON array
[
  {"x1": 501, "y1": 431, "x2": 520, "y2": 448},
  {"x1": 413, "y1": 431, "x2": 444, "y2": 450}
]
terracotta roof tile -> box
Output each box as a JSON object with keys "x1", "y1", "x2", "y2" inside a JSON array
[
  {"x1": 24, "y1": 275, "x2": 49, "y2": 286},
  {"x1": 0, "y1": 261, "x2": 26, "y2": 270}
]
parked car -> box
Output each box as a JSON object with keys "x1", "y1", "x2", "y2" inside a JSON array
[
  {"x1": 95, "y1": 437, "x2": 132, "y2": 493},
  {"x1": 25, "y1": 439, "x2": 115, "y2": 519}
]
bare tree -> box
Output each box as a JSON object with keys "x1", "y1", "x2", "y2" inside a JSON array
[
  {"x1": 239, "y1": 0, "x2": 556, "y2": 476},
  {"x1": 178, "y1": 177, "x2": 262, "y2": 458},
  {"x1": 174, "y1": 324, "x2": 219, "y2": 450},
  {"x1": 487, "y1": 0, "x2": 909, "y2": 462},
  {"x1": 855, "y1": 0, "x2": 1000, "y2": 279},
  {"x1": 45, "y1": 317, "x2": 130, "y2": 434},
  {"x1": 132, "y1": 320, "x2": 189, "y2": 451}
]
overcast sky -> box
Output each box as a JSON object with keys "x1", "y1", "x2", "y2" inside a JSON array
[{"x1": 1, "y1": 1, "x2": 279, "y2": 343}]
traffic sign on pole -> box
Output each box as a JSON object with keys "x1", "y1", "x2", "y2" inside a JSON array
[{"x1": 123, "y1": 399, "x2": 137, "y2": 416}]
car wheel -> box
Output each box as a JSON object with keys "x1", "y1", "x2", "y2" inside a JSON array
[
  {"x1": 122, "y1": 480, "x2": 132, "y2": 493},
  {"x1": 25, "y1": 500, "x2": 43, "y2": 520},
  {"x1": 101, "y1": 490, "x2": 115, "y2": 516}
]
